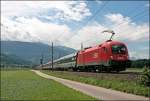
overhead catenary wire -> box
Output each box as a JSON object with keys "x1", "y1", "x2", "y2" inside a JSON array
[
  {"x1": 75, "y1": 7, "x2": 148, "y2": 51},
  {"x1": 79, "y1": 4, "x2": 140, "y2": 42},
  {"x1": 41, "y1": 2, "x2": 149, "y2": 67},
  {"x1": 81, "y1": 1, "x2": 109, "y2": 27},
  {"x1": 48, "y1": 2, "x2": 148, "y2": 52},
  {"x1": 92, "y1": 15, "x2": 147, "y2": 47},
  {"x1": 81, "y1": 8, "x2": 148, "y2": 47},
  {"x1": 65, "y1": 1, "x2": 109, "y2": 48},
  {"x1": 43, "y1": 1, "x2": 109, "y2": 56},
  {"x1": 55, "y1": 1, "x2": 109, "y2": 47},
  {"x1": 111, "y1": 3, "x2": 147, "y2": 30},
  {"x1": 113, "y1": 9, "x2": 148, "y2": 31},
  {"x1": 116, "y1": 13, "x2": 148, "y2": 35}
]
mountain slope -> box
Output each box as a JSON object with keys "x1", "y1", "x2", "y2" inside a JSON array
[
  {"x1": 1, "y1": 41, "x2": 76, "y2": 65},
  {"x1": 1, "y1": 53, "x2": 32, "y2": 66}
]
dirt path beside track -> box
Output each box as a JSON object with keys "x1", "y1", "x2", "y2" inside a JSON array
[{"x1": 31, "y1": 70, "x2": 149, "y2": 101}]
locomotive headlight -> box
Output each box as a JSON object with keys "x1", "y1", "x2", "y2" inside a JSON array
[{"x1": 110, "y1": 56, "x2": 113, "y2": 59}]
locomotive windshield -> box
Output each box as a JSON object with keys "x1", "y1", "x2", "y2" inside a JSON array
[{"x1": 112, "y1": 45, "x2": 126, "y2": 54}]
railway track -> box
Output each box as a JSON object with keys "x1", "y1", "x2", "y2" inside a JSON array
[{"x1": 46, "y1": 70, "x2": 141, "y2": 82}]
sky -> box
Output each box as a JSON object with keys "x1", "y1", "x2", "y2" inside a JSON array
[{"x1": 1, "y1": 0, "x2": 149, "y2": 59}]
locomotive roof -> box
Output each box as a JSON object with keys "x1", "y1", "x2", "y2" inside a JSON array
[
  {"x1": 102, "y1": 40, "x2": 125, "y2": 46},
  {"x1": 79, "y1": 40, "x2": 125, "y2": 53}
]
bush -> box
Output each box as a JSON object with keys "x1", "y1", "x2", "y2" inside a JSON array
[
  {"x1": 131, "y1": 59, "x2": 150, "y2": 68},
  {"x1": 139, "y1": 67, "x2": 150, "y2": 86}
]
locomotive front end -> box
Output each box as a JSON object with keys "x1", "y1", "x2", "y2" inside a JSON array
[{"x1": 109, "y1": 42, "x2": 131, "y2": 71}]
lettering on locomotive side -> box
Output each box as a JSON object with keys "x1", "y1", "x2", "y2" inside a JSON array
[{"x1": 93, "y1": 53, "x2": 98, "y2": 58}]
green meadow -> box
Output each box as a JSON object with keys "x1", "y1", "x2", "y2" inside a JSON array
[{"x1": 0, "y1": 70, "x2": 96, "y2": 100}]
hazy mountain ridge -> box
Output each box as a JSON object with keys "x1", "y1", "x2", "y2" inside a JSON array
[
  {"x1": 1, "y1": 53, "x2": 32, "y2": 66},
  {"x1": 1, "y1": 41, "x2": 76, "y2": 65}
]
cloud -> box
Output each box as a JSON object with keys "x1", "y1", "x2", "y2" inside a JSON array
[
  {"x1": 1, "y1": 1, "x2": 149, "y2": 59},
  {"x1": 105, "y1": 13, "x2": 131, "y2": 25},
  {"x1": 130, "y1": 48, "x2": 149, "y2": 59},
  {"x1": 105, "y1": 13, "x2": 149, "y2": 41},
  {"x1": 1, "y1": 16, "x2": 73, "y2": 45},
  {"x1": 95, "y1": 0, "x2": 102, "y2": 4},
  {"x1": 2, "y1": 13, "x2": 149, "y2": 51},
  {"x1": 63, "y1": 23, "x2": 110, "y2": 49},
  {"x1": 1, "y1": 1, "x2": 91, "y2": 21},
  {"x1": 63, "y1": 13, "x2": 149, "y2": 50}
]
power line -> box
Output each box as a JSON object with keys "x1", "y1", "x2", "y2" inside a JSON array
[
  {"x1": 40, "y1": 53, "x2": 44, "y2": 69},
  {"x1": 116, "y1": 13, "x2": 148, "y2": 34},
  {"x1": 69, "y1": 1, "x2": 109, "y2": 48},
  {"x1": 56, "y1": 1, "x2": 109, "y2": 48},
  {"x1": 71, "y1": 12, "x2": 147, "y2": 50},
  {"x1": 113, "y1": 9, "x2": 147, "y2": 31},
  {"x1": 82, "y1": 1, "x2": 109, "y2": 27},
  {"x1": 48, "y1": 2, "x2": 147, "y2": 51},
  {"x1": 51, "y1": 42, "x2": 53, "y2": 71},
  {"x1": 82, "y1": 8, "x2": 148, "y2": 46},
  {"x1": 88, "y1": 14, "x2": 148, "y2": 45}
]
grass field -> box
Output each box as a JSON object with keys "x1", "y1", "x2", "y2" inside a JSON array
[
  {"x1": 0, "y1": 70, "x2": 96, "y2": 100},
  {"x1": 125, "y1": 68, "x2": 143, "y2": 73},
  {"x1": 41, "y1": 70, "x2": 150, "y2": 97}
]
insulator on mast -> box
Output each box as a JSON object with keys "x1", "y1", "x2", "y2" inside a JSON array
[{"x1": 81, "y1": 43, "x2": 83, "y2": 51}]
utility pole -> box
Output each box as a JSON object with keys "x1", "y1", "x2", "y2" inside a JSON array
[
  {"x1": 40, "y1": 54, "x2": 43, "y2": 69},
  {"x1": 81, "y1": 43, "x2": 83, "y2": 51},
  {"x1": 51, "y1": 42, "x2": 53, "y2": 71}
]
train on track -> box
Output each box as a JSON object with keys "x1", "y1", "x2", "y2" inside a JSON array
[{"x1": 40, "y1": 30, "x2": 131, "y2": 72}]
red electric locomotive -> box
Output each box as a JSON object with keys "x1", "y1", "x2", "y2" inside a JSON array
[
  {"x1": 76, "y1": 40, "x2": 131, "y2": 72},
  {"x1": 76, "y1": 30, "x2": 131, "y2": 72}
]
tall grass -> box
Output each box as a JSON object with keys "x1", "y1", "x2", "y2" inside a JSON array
[{"x1": 42, "y1": 70, "x2": 150, "y2": 97}]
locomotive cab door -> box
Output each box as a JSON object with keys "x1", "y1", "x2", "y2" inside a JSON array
[{"x1": 100, "y1": 47, "x2": 109, "y2": 66}]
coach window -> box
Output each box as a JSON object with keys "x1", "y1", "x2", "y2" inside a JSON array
[{"x1": 72, "y1": 57, "x2": 74, "y2": 61}]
